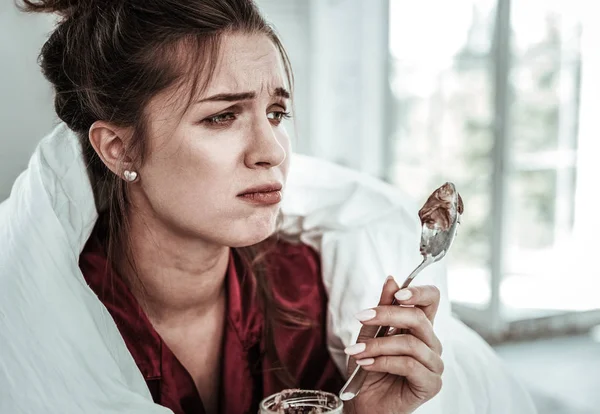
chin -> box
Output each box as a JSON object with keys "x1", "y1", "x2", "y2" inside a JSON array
[
  {"x1": 228, "y1": 230, "x2": 276, "y2": 248},
  {"x1": 226, "y1": 215, "x2": 279, "y2": 248}
]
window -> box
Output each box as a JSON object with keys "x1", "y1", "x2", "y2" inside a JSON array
[{"x1": 388, "y1": 0, "x2": 600, "y2": 337}]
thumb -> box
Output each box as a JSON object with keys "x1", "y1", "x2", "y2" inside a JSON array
[
  {"x1": 346, "y1": 276, "x2": 400, "y2": 350},
  {"x1": 356, "y1": 276, "x2": 398, "y2": 341},
  {"x1": 348, "y1": 276, "x2": 399, "y2": 373}
]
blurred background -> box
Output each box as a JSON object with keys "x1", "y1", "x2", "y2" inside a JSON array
[{"x1": 1, "y1": 0, "x2": 598, "y2": 412}]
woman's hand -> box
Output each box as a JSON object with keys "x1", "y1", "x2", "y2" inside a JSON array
[{"x1": 344, "y1": 278, "x2": 444, "y2": 414}]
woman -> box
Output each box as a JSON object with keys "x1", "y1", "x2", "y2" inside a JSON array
[{"x1": 18, "y1": 0, "x2": 444, "y2": 413}]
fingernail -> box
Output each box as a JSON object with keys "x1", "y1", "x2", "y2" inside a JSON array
[
  {"x1": 344, "y1": 343, "x2": 366, "y2": 355},
  {"x1": 385, "y1": 275, "x2": 394, "y2": 284},
  {"x1": 356, "y1": 358, "x2": 375, "y2": 366},
  {"x1": 355, "y1": 309, "x2": 376, "y2": 321},
  {"x1": 395, "y1": 289, "x2": 413, "y2": 301}
]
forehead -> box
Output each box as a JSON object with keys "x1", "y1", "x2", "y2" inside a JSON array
[
  {"x1": 204, "y1": 32, "x2": 287, "y2": 95},
  {"x1": 144, "y1": 33, "x2": 288, "y2": 120}
]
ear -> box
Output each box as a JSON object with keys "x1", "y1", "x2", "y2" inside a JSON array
[{"x1": 88, "y1": 121, "x2": 134, "y2": 177}]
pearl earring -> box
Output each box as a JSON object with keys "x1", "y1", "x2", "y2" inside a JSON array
[{"x1": 123, "y1": 170, "x2": 138, "y2": 182}]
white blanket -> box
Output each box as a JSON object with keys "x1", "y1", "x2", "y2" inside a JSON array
[{"x1": 0, "y1": 124, "x2": 537, "y2": 413}]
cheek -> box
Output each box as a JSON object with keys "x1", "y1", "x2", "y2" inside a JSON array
[
  {"x1": 140, "y1": 133, "x2": 239, "y2": 207},
  {"x1": 132, "y1": 122, "x2": 287, "y2": 245}
]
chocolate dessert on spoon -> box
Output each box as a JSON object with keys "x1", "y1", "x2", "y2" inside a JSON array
[
  {"x1": 418, "y1": 182, "x2": 464, "y2": 257},
  {"x1": 339, "y1": 182, "x2": 464, "y2": 401}
]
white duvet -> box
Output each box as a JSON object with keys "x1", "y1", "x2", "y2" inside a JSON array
[{"x1": 0, "y1": 124, "x2": 537, "y2": 413}]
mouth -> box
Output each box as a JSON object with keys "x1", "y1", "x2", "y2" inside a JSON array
[{"x1": 237, "y1": 183, "x2": 283, "y2": 206}]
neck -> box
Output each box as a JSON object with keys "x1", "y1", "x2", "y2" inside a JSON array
[{"x1": 117, "y1": 210, "x2": 230, "y2": 327}]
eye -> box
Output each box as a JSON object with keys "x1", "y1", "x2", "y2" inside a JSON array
[
  {"x1": 267, "y1": 110, "x2": 291, "y2": 126},
  {"x1": 203, "y1": 112, "x2": 237, "y2": 127}
]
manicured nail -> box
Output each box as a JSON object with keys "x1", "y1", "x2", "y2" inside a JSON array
[
  {"x1": 344, "y1": 343, "x2": 366, "y2": 356},
  {"x1": 355, "y1": 309, "x2": 376, "y2": 321},
  {"x1": 356, "y1": 358, "x2": 375, "y2": 366},
  {"x1": 395, "y1": 289, "x2": 413, "y2": 301}
]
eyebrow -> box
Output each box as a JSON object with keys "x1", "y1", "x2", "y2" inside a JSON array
[
  {"x1": 197, "y1": 87, "x2": 290, "y2": 103},
  {"x1": 273, "y1": 87, "x2": 291, "y2": 99}
]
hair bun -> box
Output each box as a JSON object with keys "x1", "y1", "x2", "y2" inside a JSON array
[{"x1": 19, "y1": 0, "x2": 95, "y2": 18}]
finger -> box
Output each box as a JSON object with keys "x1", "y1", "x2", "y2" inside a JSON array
[
  {"x1": 357, "y1": 356, "x2": 443, "y2": 400},
  {"x1": 355, "y1": 305, "x2": 442, "y2": 355},
  {"x1": 344, "y1": 334, "x2": 444, "y2": 374},
  {"x1": 393, "y1": 285, "x2": 440, "y2": 324}
]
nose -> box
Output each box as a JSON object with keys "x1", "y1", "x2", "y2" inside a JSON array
[{"x1": 244, "y1": 117, "x2": 287, "y2": 169}]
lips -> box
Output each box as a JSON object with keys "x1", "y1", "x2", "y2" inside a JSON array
[
  {"x1": 238, "y1": 183, "x2": 283, "y2": 195},
  {"x1": 237, "y1": 182, "x2": 283, "y2": 206}
]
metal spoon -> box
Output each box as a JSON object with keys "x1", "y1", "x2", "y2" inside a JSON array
[{"x1": 339, "y1": 182, "x2": 462, "y2": 401}]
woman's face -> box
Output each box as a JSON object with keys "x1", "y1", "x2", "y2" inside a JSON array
[{"x1": 132, "y1": 33, "x2": 291, "y2": 247}]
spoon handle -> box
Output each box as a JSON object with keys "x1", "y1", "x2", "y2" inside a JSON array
[{"x1": 339, "y1": 258, "x2": 431, "y2": 401}]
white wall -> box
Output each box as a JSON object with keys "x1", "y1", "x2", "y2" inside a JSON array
[
  {"x1": 258, "y1": 0, "x2": 390, "y2": 178},
  {"x1": 0, "y1": 4, "x2": 56, "y2": 201}
]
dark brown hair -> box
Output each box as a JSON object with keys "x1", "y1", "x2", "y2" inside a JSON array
[{"x1": 19, "y1": 0, "x2": 305, "y2": 387}]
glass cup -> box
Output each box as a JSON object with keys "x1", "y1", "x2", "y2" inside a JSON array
[{"x1": 259, "y1": 389, "x2": 343, "y2": 414}]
